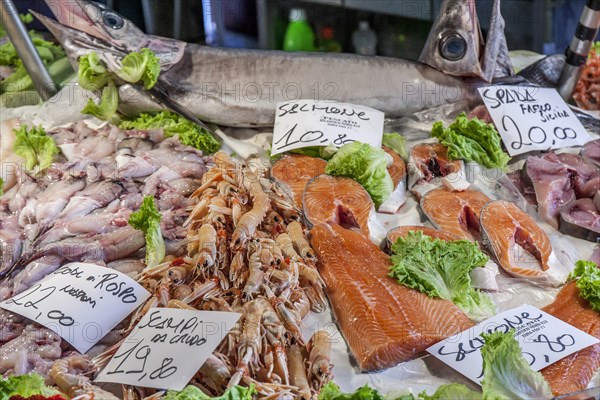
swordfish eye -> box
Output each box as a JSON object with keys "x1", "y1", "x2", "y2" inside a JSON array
[
  {"x1": 438, "y1": 32, "x2": 467, "y2": 61},
  {"x1": 102, "y1": 11, "x2": 124, "y2": 29}
]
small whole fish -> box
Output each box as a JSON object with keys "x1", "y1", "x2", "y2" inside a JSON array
[{"x1": 33, "y1": 0, "x2": 524, "y2": 128}]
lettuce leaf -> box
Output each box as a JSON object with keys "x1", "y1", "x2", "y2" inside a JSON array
[
  {"x1": 0, "y1": 373, "x2": 64, "y2": 400},
  {"x1": 418, "y1": 384, "x2": 481, "y2": 400},
  {"x1": 382, "y1": 132, "x2": 408, "y2": 160},
  {"x1": 0, "y1": 177, "x2": 3, "y2": 196},
  {"x1": 128, "y1": 196, "x2": 165, "y2": 268},
  {"x1": 318, "y1": 382, "x2": 414, "y2": 400},
  {"x1": 325, "y1": 142, "x2": 393, "y2": 208},
  {"x1": 81, "y1": 79, "x2": 119, "y2": 122},
  {"x1": 13, "y1": 125, "x2": 59, "y2": 172},
  {"x1": 389, "y1": 231, "x2": 495, "y2": 321},
  {"x1": 78, "y1": 51, "x2": 110, "y2": 90},
  {"x1": 163, "y1": 384, "x2": 255, "y2": 400},
  {"x1": 592, "y1": 41, "x2": 600, "y2": 54},
  {"x1": 481, "y1": 331, "x2": 553, "y2": 400},
  {"x1": 120, "y1": 110, "x2": 220, "y2": 154},
  {"x1": 289, "y1": 144, "x2": 338, "y2": 160},
  {"x1": 0, "y1": 13, "x2": 33, "y2": 39},
  {"x1": 569, "y1": 260, "x2": 600, "y2": 311},
  {"x1": 115, "y1": 48, "x2": 160, "y2": 89},
  {"x1": 432, "y1": 113, "x2": 510, "y2": 170}
]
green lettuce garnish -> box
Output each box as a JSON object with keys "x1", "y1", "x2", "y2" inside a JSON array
[
  {"x1": 0, "y1": 373, "x2": 64, "y2": 400},
  {"x1": 592, "y1": 41, "x2": 600, "y2": 54},
  {"x1": 318, "y1": 382, "x2": 414, "y2": 400},
  {"x1": 78, "y1": 51, "x2": 110, "y2": 90},
  {"x1": 382, "y1": 132, "x2": 408, "y2": 160},
  {"x1": 418, "y1": 384, "x2": 481, "y2": 400},
  {"x1": 163, "y1": 384, "x2": 255, "y2": 400},
  {"x1": 481, "y1": 331, "x2": 553, "y2": 400},
  {"x1": 81, "y1": 79, "x2": 119, "y2": 123},
  {"x1": 289, "y1": 144, "x2": 338, "y2": 160},
  {"x1": 128, "y1": 196, "x2": 165, "y2": 269},
  {"x1": 119, "y1": 110, "x2": 220, "y2": 154},
  {"x1": 0, "y1": 13, "x2": 33, "y2": 38},
  {"x1": 389, "y1": 231, "x2": 495, "y2": 321},
  {"x1": 13, "y1": 125, "x2": 59, "y2": 172},
  {"x1": 569, "y1": 260, "x2": 600, "y2": 311},
  {"x1": 0, "y1": 177, "x2": 3, "y2": 196},
  {"x1": 432, "y1": 113, "x2": 510, "y2": 170},
  {"x1": 115, "y1": 48, "x2": 160, "y2": 89},
  {"x1": 325, "y1": 142, "x2": 393, "y2": 208}
]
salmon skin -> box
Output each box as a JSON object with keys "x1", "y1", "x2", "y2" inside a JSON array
[
  {"x1": 271, "y1": 154, "x2": 327, "y2": 209},
  {"x1": 310, "y1": 222, "x2": 472, "y2": 372},
  {"x1": 303, "y1": 174, "x2": 384, "y2": 242},
  {"x1": 407, "y1": 143, "x2": 464, "y2": 199},
  {"x1": 541, "y1": 281, "x2": 600, "y2": 396},
  {"x1": 379, "y1": 147, "x2": 408, "y2": 214},
  {"x1": 421, "y1": 187, "x2": 491, "y2": 241},
  {"x1": 480, "y1": 200, "x2": 570, "y2": 286}
]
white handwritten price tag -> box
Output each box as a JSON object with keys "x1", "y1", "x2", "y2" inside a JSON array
[
  {"x1": 95, "y1": 308, "x2": 241, "y2": 391},
  {"x1": 271, "y1": 100, "x2": 384, "y2": 155},
  {"x1": 478, "y1": 86, "x2": 592, "y2": 156},
  {"x1": 427, "y1": 304, "x2": 598, "y2": 384},
  {"x1": 0, "y1": 262, "x2": 150, "y2": 353}
]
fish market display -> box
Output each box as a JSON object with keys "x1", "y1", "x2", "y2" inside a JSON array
[
  {"x1": 271, "y1": 154, "x2": 327, "y2": 209},
  {"x1": 303, "y1": 175, "x2": 375, "y2": 237},
  {"x1": 407, "y1": 143, "x2": 464, "y2": 198},
  {"x1": 421, "y1": 187, "x2": 490, "y2": 241},
  {"x1": 310, "y1": 222, "x2": 472, "y2": 371},
  {"x1": 541, "y1": 280, "x2": 600, "y2": 395},
  {"x1": 134, "y1": 151, "x2": 330, "y2": 398},
  {"x1": 480, "y1": 200, "x2": 569, "y2": 286}
]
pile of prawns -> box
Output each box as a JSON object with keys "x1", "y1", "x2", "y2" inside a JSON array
[{"x1": 108, "y1": 151, "x2": 332, "y2": 399}]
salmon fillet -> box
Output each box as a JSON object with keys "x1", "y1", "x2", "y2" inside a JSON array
[
  {"x1": 310, "y1": 222, "x2": 473, "y2": 371},
  {"x1": 303, "y1": 175, "x2": 374, "y2": 236},
  {"x1": 541, "y1": 281, "x2": 600, "y2": 396},
  {"x1": 407, "y1": 143, "x2": 463, "y2": 188},
  {"x1": 421, "y1": 187, "x2": 490, "y2": 241},
  {"x1": 480, "y1": 200, "x2": 568, "y2": 286},
  {"x1": 271, "y1": 154, "x2": 327, "y2": 208},
  {"x1": 387, "y1": 225, "x2": 461, "y2": 245}
]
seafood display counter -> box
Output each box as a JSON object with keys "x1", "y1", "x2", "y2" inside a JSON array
[{"x1": 1, "y1": 0, "x2": 600, "y2": 399}]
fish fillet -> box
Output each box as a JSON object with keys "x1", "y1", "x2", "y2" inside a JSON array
[
  {"x1": 480, "y1": 200, "x2": 567, "y2": 286},
  {"x1": 407, "y1": 143, "x2": 463, "y2": 188},
  {"x1": 541, "y1": 281, "x2": 600, "y2": 396},
  {"x1": 421, "y1": 187, "x2": 490, "y2": 240},
  {"x1": 379, "y1": 147, "x2": 408, "y2": 214},
  {"x1": 303, "y1": 175, "x2": 374, "y2": 237},
  {"x1": 387, "y1": 225, "x2": 460, "y2": 245},
  {"x1": 271, "y1": 154, "x2": 327, "y2": 208},
  {"x1": 310, "y1": 222, "x2": 473, "y2": 372},
  {"x1": 383, "y1": 147, "x2": 406, "y2": 187}
]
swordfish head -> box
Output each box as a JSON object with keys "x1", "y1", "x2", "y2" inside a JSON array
[
  {"x1": 31, "y1": 0, "x2": 185, "y2": 72},
  {"x1": 419, "y1": 0, "x2": 514, "y2": 82}
]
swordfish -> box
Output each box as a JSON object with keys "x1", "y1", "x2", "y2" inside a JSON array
[{"x1": 32, "y1": 0, "x2": 515, "y2": 127}]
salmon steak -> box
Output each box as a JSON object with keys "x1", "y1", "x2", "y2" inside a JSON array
[
  {"x1": 541, "y1": 281, "x2": 600, "y2": 396},
  {"x1": 303, "y1": 174, "x2": 375, "y2": 237},
  {"x1": 407, "y1": 143, "x2": 463, "y2": 192},
  {"x1": 480, "y1": 200, "x2": 569, "y2": 286},
  {"x1": 387, "y1": 225, "x2": 460, "y2": 246},
  {"x1": 310, "y1": 222, "x2": 473, "y2": 372},
  {"x1": 271, "y1": 154, "x2": 327, "y2": 208},
  {"x1": 421, "y1": 187, "x2": 491, "y2": 241},
  {"x1": 379, "y1": 147, "x2": 408, "y2": 214}
]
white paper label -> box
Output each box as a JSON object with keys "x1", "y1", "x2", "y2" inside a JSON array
[
  {"x1": 0, "y1": 262, "x2": 150, "y2": 353},
  {"x1": 271, "y1": 100, "x2": 384, "y2": 155},
  {"x1": 478, "y1": 86, "x2": 592, "y2": 156},
  {"x1": 95, "y1": 308, "x2": 241, "y2": 391},
  {"x1": 427, "y1": 304, "x2": 599, "y2": 384}
]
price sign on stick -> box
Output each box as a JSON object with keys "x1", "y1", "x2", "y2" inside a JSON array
[
  {"x1": 96, "y1": 308, "x2": 241, "y2": 391},
  {"x1": 0, "y1": 262, "x2": 150, "y2": 353},
  {"x1": 271, "y1": 100, "x2": 384, "y2": 155},
  {"x1": 478, "y1": 86, "x2": 592, "y2": 156},
  {"x1": 427, "y1": 305, "x2": 598, "y2": 384}
]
